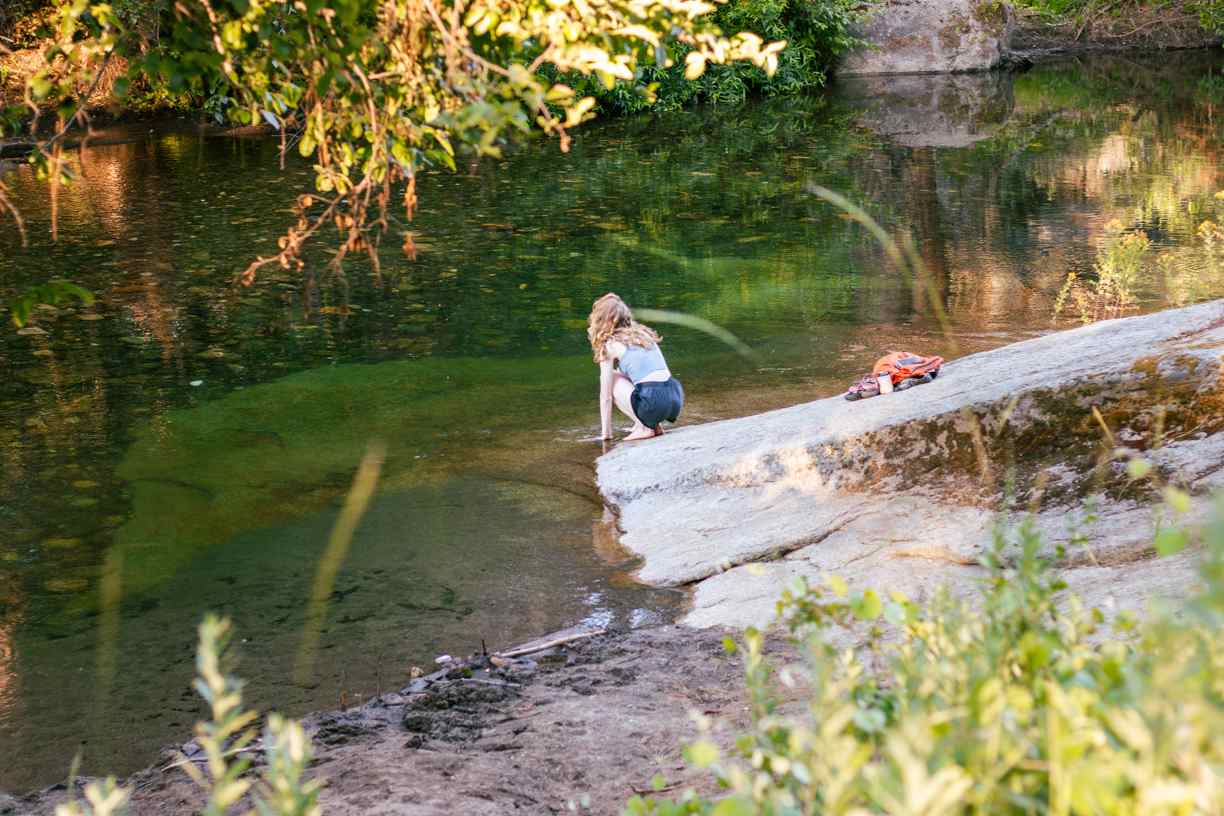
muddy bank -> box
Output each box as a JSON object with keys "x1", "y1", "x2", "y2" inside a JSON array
[{"x1": 3, "y1": 625, "x2": 774, "y2": 816}]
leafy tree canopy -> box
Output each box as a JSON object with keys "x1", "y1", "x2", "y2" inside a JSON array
[{"x1": 3, "y1": 0, "x2": 786, "y2": 280}]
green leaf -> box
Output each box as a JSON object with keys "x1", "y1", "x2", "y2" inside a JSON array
[
  {"x1": 10, "y1": 280, "x2": 93, "y2": 327},
  {"x1": 1019, "y1": 631, "x2": 1052, "y2": 669},
  {"x1": 10, "y1": 297, "x2": 31, "y2": 328},
  {"x1": 850, "y1": 589, "x2": 882, "y2": 621},
  {"x1": 1164, "y1": 487, "x2": 1192, "y2": 514},
  {"x1": 883, "y1": 600, "x2": 907, "y2": 625},
  {"x1": 1126, "y1": 458, "x2": 1152, "y2": 479},
  {"x1": 710, "y1": 797, "x2": 754, "y2": 816},
  {"x1": 1155, "y1": 528, "x2": 1188, "y2": 556},
  {"x1": 30, "y1": 74, "x2": 54, "y2": 101},
  {"x1": 852, "y1": 707, "x2": 886, "y2": 733},
  {"x1": 683, "y1": 740, "x2": 719, "y2": 769}
]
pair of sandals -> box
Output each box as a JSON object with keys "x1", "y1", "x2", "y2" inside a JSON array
[{"x1": 844, "y1": 371, "x2": 936, "y2": 401}]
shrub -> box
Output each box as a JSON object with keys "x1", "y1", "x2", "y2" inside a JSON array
[
  {"x1": 55, "y1": 615, "x2": 322, "y2": 816},
  {"x1": 626, "y1": 491, "x2": 1224, "y2": 815},
  {"x1": 554, "y1": 0, "x2": 864, "y2": 115}
]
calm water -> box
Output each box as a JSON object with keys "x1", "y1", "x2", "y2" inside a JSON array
[{"x1": 3, "y1": 52, "x2": 1224, "y2": 791}]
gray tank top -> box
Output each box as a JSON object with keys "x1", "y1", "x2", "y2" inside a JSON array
[{"x1": 618, "y1": 343, "x2": 668, "y2": 384}]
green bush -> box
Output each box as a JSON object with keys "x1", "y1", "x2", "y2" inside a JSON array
[
  {"x1": 626, "y1": 491, "x2": 1224, "y2": 815},
  {"x1": 554, "y1": 0, "x2": 864, "y2": 115}
]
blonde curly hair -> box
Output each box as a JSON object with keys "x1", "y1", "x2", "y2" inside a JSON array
[{"x1": 587, "y1": 293, "x2": 660, "y2": 363}]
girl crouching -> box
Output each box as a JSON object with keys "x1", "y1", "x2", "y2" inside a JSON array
[{"x1": 587, "y1": 293, "x2": 684, "y2": 442}]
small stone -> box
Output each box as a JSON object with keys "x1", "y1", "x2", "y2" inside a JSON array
[
  {"x1": 72, "y1": 480, "x2": 99, "y2": 490},
  {"x1": 33, "y1": 349, "x2": 54, "y2": 358},
  {"x1": 17, "y1": 326, "x2": 47, "y2": 336},
  {"x1": 190, "y1": 380, "x2": 204, "y2": 387},
  {"x1": 77, "y1": 313, "x2": 104, "y2": 321},
  {"x1": 69, "y1": 497, "x2": 98, "y2": 508}
]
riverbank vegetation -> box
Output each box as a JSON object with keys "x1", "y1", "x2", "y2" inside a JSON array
[
  {"x1": 560, "y1": 0, "x2": 860, "y2": 113},
  {"x1": 56, "y1": 616, "x2": 322, "y2": 816},
  {"x1": 629, "y1": 487, "x2": 1224, "y2": 815},
  {"x1": 1011, "y1": 0, "x2": 1224, "y2": 47}
]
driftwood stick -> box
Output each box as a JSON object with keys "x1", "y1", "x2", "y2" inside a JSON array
[
  {"x1": 493, "y1": 629, "x2": 605, "y2": 659},
  {"x1": 459, "y1": 677, "x2": 523, "y2": 688}
]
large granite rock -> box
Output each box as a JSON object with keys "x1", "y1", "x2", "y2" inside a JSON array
[
  {"x1": 841, "y1": 0, "x2": 1015, "y2": 75},
  {"x1": 597, "y1": 301, "x2": 1224, "y2": 628}
]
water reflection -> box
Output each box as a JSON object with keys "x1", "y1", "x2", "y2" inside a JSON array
[
  {"x1": 0, "y1": 574, "x2": 18, "y2": 720},
  {"x1": 836, "y1": 72, "x2": 1015, "y2": 148},
  {"x1": 2, "y1": 51, "x2": 1224, "y2": 791}
]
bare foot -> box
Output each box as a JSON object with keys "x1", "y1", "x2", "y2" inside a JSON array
[{"x1": 623, "y1": 425, "x2": 657, "y2": 442}]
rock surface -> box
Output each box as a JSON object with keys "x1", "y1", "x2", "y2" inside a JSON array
[
  {"x1": 598, "y1": 301, "x2": 1224, "y2": 628},
  {"x1": 840, "y1": 0, "x2": 1014, "y2": 75}
]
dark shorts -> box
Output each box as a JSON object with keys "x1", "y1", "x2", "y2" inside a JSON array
[{"x1": 630, "y1": 378, "x2": 684, "y2": 430}]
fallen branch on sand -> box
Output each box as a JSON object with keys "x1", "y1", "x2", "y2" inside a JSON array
[{"x1": 494, "y1": 629, "x2": 606, "y2": 659}]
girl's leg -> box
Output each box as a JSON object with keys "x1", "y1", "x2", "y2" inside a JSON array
[{"x1": 612, "y1": 374, "x2": 654, "y2": 440}]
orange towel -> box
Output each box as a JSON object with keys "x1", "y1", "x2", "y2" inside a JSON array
[{"x1": 871, "y1": 351, "x2": 944, "y2": 385}]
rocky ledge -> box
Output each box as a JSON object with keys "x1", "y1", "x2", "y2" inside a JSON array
[
  {"x1": 598, "y1": 301, "x2": 1224, "y2": 628},
  {"x1": 840, "y1": 0, "x2": 1015, "y2": 75}
]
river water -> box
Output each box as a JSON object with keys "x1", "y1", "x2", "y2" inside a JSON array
[{"x1": 2, "y1": 52, "x2": 1224, "y2": 791}]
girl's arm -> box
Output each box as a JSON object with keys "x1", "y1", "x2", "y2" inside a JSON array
[{"x1": 599, "y1": 356, "x2": 615, "y2": 439}]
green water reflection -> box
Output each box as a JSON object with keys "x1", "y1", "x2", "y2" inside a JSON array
[{"x1": 2, "y1": 51, "x2": 1224, "y2": 791}]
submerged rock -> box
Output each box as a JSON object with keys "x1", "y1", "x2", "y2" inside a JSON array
[
  {"x1": 597, "y1": 301, "x2": 1224, "y2": 628},
  {"x1": 840, "y1": 0, "x2": 1014, "y2": 75}
]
